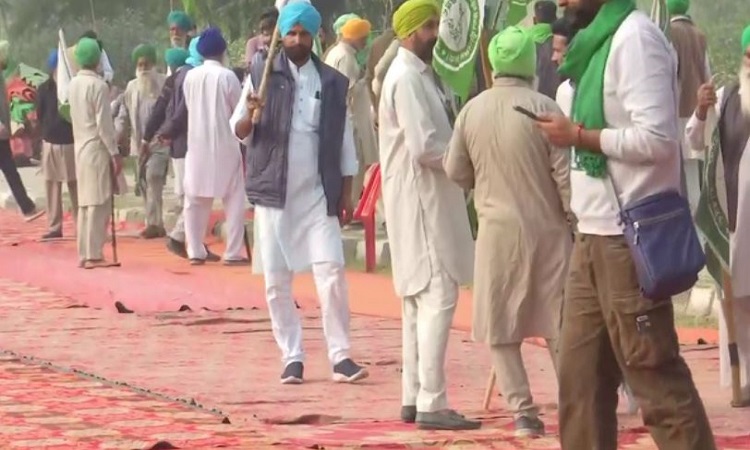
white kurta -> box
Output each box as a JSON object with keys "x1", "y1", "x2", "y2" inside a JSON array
[
  {"x1": 685, "y1": 86, "x2": 750, "y2": 399},
  {"x1": 183, "y1": 60, "x2": 244, "y2": 199},
  {"x1": 230, "y1": 59, "x2": 359, "y2": 275}
]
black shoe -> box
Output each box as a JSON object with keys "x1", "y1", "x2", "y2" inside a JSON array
[
  {"x1": 205, "y1": 246, "x2": 221, "y2": 262},
  {"x1": 332, "y1": 358, "x2": 369, "y2": 383},
  {"x1": 401, "y1": 405, "x2": 417, "y2": 423},
  {"x1": 41, "y1": 230, "x2": 63, "y2": 241},
  {"x1": 280, "y1": 361, "x2": 304, "y2": 385},
  {"x1": 514, "y1": 416, "x2": 545, "y2": 438},
  {"x1": 166, "y1": 238, "x2": 188, "y2": 259}
]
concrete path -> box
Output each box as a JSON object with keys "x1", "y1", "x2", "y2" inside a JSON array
[{"x1": 0, "y1": 209, "x2": 747, "y2": 448}]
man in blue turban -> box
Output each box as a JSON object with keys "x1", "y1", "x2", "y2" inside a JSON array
[
  {"x1": 144, "y1": 35, "x2": 216, "y2": 260},
  {"x1": 231, "y1": 1, "x2": 368, "y2": 386},
  {"x1": 181, "y1": 26, "x2": 247, "y2": 267}
]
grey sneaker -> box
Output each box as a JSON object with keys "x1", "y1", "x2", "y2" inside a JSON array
[
  {"x1": 416, "y1": 410, "x2": 481, "y2": 431},
  {"x1": 280, "y1": 362, "x2": 304, "y2": 385},
  {"x1": 514, "y1": 416, "x2": 545, "y2": 437},
  {"x1": 401, "y1": 405, "x2": 417, "y2": 423},
  {"x1": 332, "y1": 358, "x2": 369, "y2": 383}
]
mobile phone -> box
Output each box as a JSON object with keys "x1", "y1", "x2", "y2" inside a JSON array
[{"x1": 513, "y1": 105, "x2": 545, "y2": 121}]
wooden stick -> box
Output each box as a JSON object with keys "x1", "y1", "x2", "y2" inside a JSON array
[
  {"x1": 482, "y1": 369, "x2": 496, "y2": 410},
  {"x1": 721, "y1": 271, "x2": 749, "y2": 407},
  {"x1": 251, "y1": 24, "x2": 282, "y2": 124}
]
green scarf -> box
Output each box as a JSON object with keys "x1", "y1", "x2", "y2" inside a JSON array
[
  {"x1": 529, "y1": 23, "x2": 553, "y2": 44},
  {"x1": 559, "y1": 0, "x2": 636, "y2": 178}
]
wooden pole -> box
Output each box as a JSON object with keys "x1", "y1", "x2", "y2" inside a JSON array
[
  {"x1": 89, "y1": 0, "x2": 97, "y2": 33},
  {"x1": 721, "y1": 271, "x2": 750, "y2": 407},
  {"x1": 251, "y1": 24, "x2": 282, "y2": 124}
]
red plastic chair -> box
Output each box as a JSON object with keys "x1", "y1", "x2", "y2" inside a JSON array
[{"x1": 353, "y1": 164, "x2": 381, "y2": 273}]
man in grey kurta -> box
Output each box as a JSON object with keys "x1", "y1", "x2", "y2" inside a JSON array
[
  {"x1": 68, "y1": 38, "x2": 122, "y2": 269},
  {"x1": 445, "y1": 27, "x2": 571, "y2": 438},
  {"x1": 115, "y1": 44, "x2": 170, "y2": 239}
]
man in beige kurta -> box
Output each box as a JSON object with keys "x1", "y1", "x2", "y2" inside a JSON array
[
  {"x1": 68, "y1": 38, "x2": 122, "y2": 269},
  {"x1": 324, "y1": 18, "x2": 378, "y2": 212},
  {"x1": 445, "y1": 27, "x2": 571, "y2": 438},
  {"x1": 379, "y1": 2, "x2": 478, "y2": 431},
  {"x1": 115, "y1": 44, "x2": 170, "y2": 239}
]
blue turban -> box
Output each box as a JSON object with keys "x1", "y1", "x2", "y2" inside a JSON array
[
  {"x1": 186, "y1": 36, "x2": 204, "y2": 67},
  {"x1": 47, "y1": 49, "x2": 58, "y2": 71},
  {"x1": 196, "y1": 27, "x2": 227, "y2": 58},
  {"x1": 278, "y1": 1, "x2": 322, "y2": 37}
]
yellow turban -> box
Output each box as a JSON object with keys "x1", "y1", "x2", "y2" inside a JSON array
[
  {"x1": 488, "y1": 26, "x2": 536, "y2": 79},
  {"x1": 341, "y1": 18, "x2": 372, "y2": 40},
  {"x1": 393, "y1": 0, "x2": 440, "y2": 40}
]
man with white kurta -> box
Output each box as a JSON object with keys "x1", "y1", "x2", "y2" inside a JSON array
[
  {"x1": 231, "y1": 1, "x2": 368, "y2": 385},
  {"x1": 686, "y1": 25, "x2": 750, "y2": 404},
  {"x1": 116, "y1": 44, "x2": 169, "y2": 239},
  {"x1": 182, "y1": 28, "x2": 248, "y2": 266},
  {"x1": 324, "y1": 18, "x2": 379, "y2": 212},
  {"x1": 379, "y1": 0, "x2": 479, "y2": 431},
  {"x1": 68, "y1": 38, "x2": 122, "y2": 269},
  {"x1": 445, "y1": 26, "x2": 571, "y2": 437}
]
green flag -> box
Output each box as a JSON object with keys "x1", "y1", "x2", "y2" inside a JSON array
[
  {"x1": 503, "y1": 0, "x2": 532, "y2": 29},
  {"x1": 433, "y1": 0, "x2": 486, "y2": 102},
  {"x1": 695, "y1": 129, "x2": 730, "y2": 288}
]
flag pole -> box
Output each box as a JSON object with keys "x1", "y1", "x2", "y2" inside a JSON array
[{"x1": 89, "y1": 0, "x2": 97, "y2": 33}]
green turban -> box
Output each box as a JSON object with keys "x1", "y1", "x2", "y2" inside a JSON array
[
  {"x1": 666, "y1": 0, "x2": 689, "y2": 16},
  {"x1": 74, "y1": 37, "x2": 102, "y2": 69},
  {"x1": 488, "y1": 26, "x2": 536, "y2": 78},
  {"x1": 334, "y1": 13, "x2": 360, "y2": 36},
  {"x1": 743, "y1": 25, "x2": 750, "y2": 53},
  {"x1": 168, "y1": 11, "x2": 194, "y2": 31},
  {"x1": 393, "y1": 0, "x2": 440, "y2": 40},
  {"x1": 165, "y1": 47, "x2": 189, "y2": 69},
  {"x1": 131, "y1": 44, "x2": 157, "y2": 64}
]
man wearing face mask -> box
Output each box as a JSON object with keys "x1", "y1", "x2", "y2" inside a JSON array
[
  {"x1": 115, "y1": 44, "x2": 169, "y2": 239},
  {"x1": 536, "y1": 0, "x2": 716, "y2": 448},
  {"x1": 324, "y1": 17, "x2": 378, "y2": 215},
  {"x1": 379, "y1": 0, "x2": 477, "y2": 431},
  {"x1": 231, "y1": 1, "x2": 368, "y2": 386}
]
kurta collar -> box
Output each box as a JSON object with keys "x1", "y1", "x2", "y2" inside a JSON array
[
  {"x1": 398, "y1": 47, "x2": 430, "y2": 74},
  {"x1": 670, "y1": 15, "x2": 693, "y2": 24},
  {"x1": 203, "y1": 59, "x2": 223, "y2": 67},
  {"x1": 492, "y1": 76, "x2": 533, "y2": 89},
  {"x1": 78, "y1": 69, "x2": 102, "y2": 79}
]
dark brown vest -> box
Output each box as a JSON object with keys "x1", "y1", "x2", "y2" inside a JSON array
[
  {"x1": 670, "y1": 19, "x2": 708, "y2": 118},
  {"x1": 718, "y1": 84, "x2": 750, "y2": 231}
]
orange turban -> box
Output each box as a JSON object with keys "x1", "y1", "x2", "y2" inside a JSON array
[{"x1": 341, "y1": 18, "x2": 371, "y2": 40}]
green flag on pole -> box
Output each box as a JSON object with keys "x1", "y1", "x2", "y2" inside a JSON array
[{"x1": 433, "y1": 0, "x2": 486, "y2": 102}]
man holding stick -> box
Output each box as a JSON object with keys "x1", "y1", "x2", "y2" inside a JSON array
[
  {"x1": 231, "y1": 1, "x2": 368, "y2": 385},
  {"x1": 686, "y1": 25, "x2": 750, "y2": 406},
  {"x1": 68, "y1": 37, "x2": 122, "y2": 269}
]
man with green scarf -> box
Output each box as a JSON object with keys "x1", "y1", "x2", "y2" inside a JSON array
[
  {"x1": 537, "y1": 1, "x2": 715, "y2": 448},
  {"x1": 530, "y1": 1, "x2": 561, "y2": 99},
  {"x1": 445, "y1": 25, "x2": 571, "y2": 438},
  {"x1": 115, "y1": 44, "x2": 170, "y2": 239}
]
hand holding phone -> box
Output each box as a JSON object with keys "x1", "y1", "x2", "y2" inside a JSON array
[{"x1": 513, "y1": 105, "x2": 550, "y2": 122}]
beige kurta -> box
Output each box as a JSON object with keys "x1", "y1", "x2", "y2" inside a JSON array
[
  {"x1": 445, "y1": 78, "x2": 572, "y2": 345},
  {"x1": 115, "y1": 73, "x2": 167, "y2": 156},
  {"x1": 379, "y1": 47, "x2": 474, "y2": 298},
  {"x1": 68, "y1": 70, "x2": 119, "y2": 207},
  {"x1": 324, "y1": 42, "x2": 378, "y2": 167}
]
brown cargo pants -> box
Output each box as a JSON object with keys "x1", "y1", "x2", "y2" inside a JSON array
[{"x1": 558, "y1": 234, "x2": 716, "y2": 450}]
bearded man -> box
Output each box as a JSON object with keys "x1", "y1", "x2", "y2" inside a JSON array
[
  {"x1": 324, "y1": 17, "x2": 378, "y2": 213},
  {"x1": 537, "y1": 0, "x2": 715, "y2": 448},
  {"x1": 68, "y1": 38, "x2": 122, "y2": 269},
  {"x1": 379, "y1": 0, "x2": 479, "y2": 431},
  {"x1": 231, "y1": 1, "x2": 368, "y2": 386},
  {"x1": 686, "y1": 25, "x2": 750, "y2": 406},
  {"x1": 168, "y1": 11, "x2": 194, "y2": 49},
  {"x1": 115, "y1": 44, "x2": 169, "y2": 239}
]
